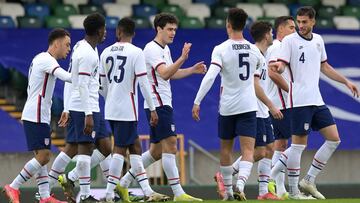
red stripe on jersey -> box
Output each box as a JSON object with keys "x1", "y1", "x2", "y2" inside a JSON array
[
  {"x1": 220, "y1": 86, "x2": 223, "y2": 96},
  {"x1": 136, "y1": 72, "x2": 147, "y2": 77},
  {"x1": 130, "y1": 93, "x2": 137, "y2": 121},
  {"x1": 277, "y1": 58, "x2": 289, "y2": 64},
  {"x1": 51, "y1": 66, "x2": 60, "y2": 75},
  {"x1": 211, "y1": 62, "x2": 222, "y2": 69},
  {"x1": 321, "y1": 59, "x2": 327, "y2": 64},
  {"x1": 288, "y1": 64, "x2": 294, "y2": 82},
  {"x1": 132, "y1": 76, "x2": 137, "y2": 95},
  {"x1": 155, "y1": 62, "x2": 165, "y2": 70},
  {"x1": 152, "y1": 85, "x2": 163, "y2": 106},
  {"x1": 268, "y1": 60, "x2": 277, "y2": 64},
  {"x1": 79, "y1": 72, "x2": 91, "y2": 76},
  {"x1": 278, "y1": 87, "x2": 286, "y2": 109},
  {"x1": 37, "y1": 95, "x2": 41, "y2": 123},
  {"x1": 41, "y1": 73, "x2": 49, "y2": 97},
  {"x1": 289, "y1": 82, "x2": 293, "y2": 108},
  {"x1": 151, "y1": 68, "x2": 158, "y2": 86}
]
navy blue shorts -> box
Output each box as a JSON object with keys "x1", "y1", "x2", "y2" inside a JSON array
[
  {"x1": 109, "y1": 120, "x2": 138, "y2": 147},
  {"x1": 291, "y1": 105, "x2": 335, "y2": 135},
  {"x1": 255, "y1": 117, "x2": 275, "y2": 147},
  {"x1": 145, "y1": 105, "x2": 176, "y2": 143},
  {"x1": 218, "y1": 111, "x2": 257, "y2": 140},
  {"x1": 270, "y1": 109, "x2": 292, "y2": 140},
  {"x1": 96, "y1": 114, "x2": 110, "y2": 140},
  {"x1": 66, "y1": 111, "x2": 108, "y2": 143},
  {"x1": 23, "y1": 120, "x2": 51, "y2": 151}
]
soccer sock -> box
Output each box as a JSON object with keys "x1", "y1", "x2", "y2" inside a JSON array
[
  {"x1": 162, "y1": 153, "x2": 185, "y2": 197},
  {"x1": 49, "y1": 152, "x2": 71, "y2": 189},
  {"x1": 271, "y1": 150, "x2": 288, "y2": 196},
  {"x1": 231, "y1": 156, "x2": 242, "y2": 176},
  {"x1": 119, "y1": 150, "x2": 156, "y2": 188},
  {"x1": 100, "y1": 155, "x2": 111, "y2": 179},
  {"x1": 77, "y1": 155, "x2": 91, "y2": 198},
  {"x1": 130, "y1": 154, "x2": 154, "y2": 196},
  {"x1": 236, "y1": 161, "x2": 253, "y2": 192},
  {"x1": 106, "y1": 154, "x2": 124, "y2": 201},
  {"x1": 220, "y1": 165, "x2": 233, "y2": 196},
  {"x1": 287, "y1": 144, "x2": 305, "y2": 195},
  {"x1": 36, "y1": 165, "x2": 50, "y2": 199},
  {"x1": 10, "y1": 158, "x2": 42, "y2": 189},
  {"x1": 305, "y1": 140, "x2": 340, "y2": 184},
  {"x1": 270, "y1": 148, "x2": 289, "y2": 180},
  {"x1": 258, "y1": 158, "x2": 271, "y2": 196}
]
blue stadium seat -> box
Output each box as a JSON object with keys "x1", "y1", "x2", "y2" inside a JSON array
[
  {"x1": 133, "y1": 4, "x2": 158, "y2": 18},
  {"x1": 0, "y1": 64, "x2": 11, "y2": 85},
  {"x1": 25, "y1": 3, "x2": 50, "y2": 20},
  {"x1": 0, "y1": 16, "x2": 16, "y2": 28},
  {"x1": 349, "y1": 0, "x2": 360, "y2": 6},
  {"x1": 106, "y1": 16, "x2": 120, "y2": 29},
  {"x1": 194, "y1": 0, "x2": 219, "y2": 6},
  {"x1": 91, "y1": 0, "x2": 114, "y2": 6}
]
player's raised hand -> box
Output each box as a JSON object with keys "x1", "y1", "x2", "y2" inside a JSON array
[
  {"x1": 181, "y1": 42, "x2": 192, "y2": 60},
  {"x1": 269, "y1": 61, "x2": 284, "y2": 73},
  {"x1": 149, "y1": 110, "x2": 159, "y2": 126},
  {"x1": 84, "y1": 115, "x2": 94, "y2": 135},
  {"x1": 192, "y1": 104, "x2": 201, "y2": 121},
  {"x1": 345, "y1": 80, "x2": 359, "y2": 98},
  {"x1": 58, "y1": 112, "x2": 69, "y2": 127},
  {"x1": 269, "y1": 105, "x2": 283, "y2": 120},
  {"x1": 191, "y1": 61, "x2": 207, "y2": 74}
]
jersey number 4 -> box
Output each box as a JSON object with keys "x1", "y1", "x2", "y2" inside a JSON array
[
  {"x1": 106, "y1": 55, "x2": 127, "y2": 83},
  {"x1": 239, "y1": 53, "x2": 249, "y2": 81},
  {"x1": 299, "y1": 52, "x2": 305, "y2": 63}
]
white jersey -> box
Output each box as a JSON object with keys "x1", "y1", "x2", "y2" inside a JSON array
[
  {"x1": 143, "y1": 41, "x2": 173, "y2": 108},
  {"x1": 195, "y1": 39, "x2": 261, "y2": 116},
  {"x1": 100, "y1": 42, "x2": 155, "y2": 121},
  {"x1": 66, "y1": 39, "x2": 100, "y2": 114},
  {"x1": 277, "y1": 32, "x2": 327, "y2": 108},
  {"x1": 256, "y1": 53, "x2": 269, "y2": 118},
  {"x1": 265, "y1": 39, "x2": 291, "y2": 110},
  {"x1": 22, "y1": 52, "x2": 61, "y2": 124}
]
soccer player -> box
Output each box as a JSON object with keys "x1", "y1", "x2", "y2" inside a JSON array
[
  {"x1": 118, "y1": 13, "x2": 205, "y2": 202},
  {"x1": 265, "y1": 16, "x2": 296, "y2": 199},
  {"x1": 50, "y1": 13, "x2": 107, "y2": 203},
  {"x1": 269, "y1": 6, "x2": 359, "y2": 200},
  {"x1": 192, "y1": 8, "x2": 263, "y2": 201},
  {"x1": 3, "y1": 28, "x2": 72, "y2": 203},
  {"x1": 99, "y1": 17, "x2": 169, "y2": 203}
]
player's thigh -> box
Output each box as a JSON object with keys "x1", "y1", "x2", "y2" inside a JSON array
[{"x1": 23, "y1": 120, "x2": 51, "y2": 151}]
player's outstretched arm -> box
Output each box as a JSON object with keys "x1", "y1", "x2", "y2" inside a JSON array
[
  {"x1": 321, "y1": 62, "x2": 359, "y2": 98},
  {"x1": 268, "y1": 63, "x2": 289, "y2": 92},
  {"x1": 171, "y1": 61, "x2": 207, "y2": 80},
  {"x1": 53, "y1": 67, "x2": 72, "y2": 83},
  {"x1": 254, "y1": 77, "x2": 283, "y2": 120}
]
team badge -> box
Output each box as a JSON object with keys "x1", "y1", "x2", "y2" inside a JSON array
[
  {"x1": 91, "y1": 131, "x2": 96, "y2": 138},
  {"x1": 304, "y1": 123, "x2": 309, "y2": 131},
  {"x1": 263, "y1": 134, "x2": 267, "y2": 142},
  {"x1": 171, "y1": 124, "x2": 176, "y2": 132},
  {"x1": 44, "y1": 138, "x2": 50, "y2": 146}
]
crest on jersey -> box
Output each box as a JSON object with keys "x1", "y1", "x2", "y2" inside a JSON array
[
  {"x1": 316, "y1": 43, "x2": 321, "y2": 52},
  {"x1": 262, "y1": 134, "x2": 267, "y2": 142},
  {"x1": 304, "y1": 123, "x2": 309, "y2": 131},
  {"x1": 91, "y1": 131, "x2": 96, "y2": 138},
  {"x1": 44, "y1": 138, "x2": 50, "y2": 146},
  {"x1": 171, "y1": 124, "x2": 176, "y2": 132}
]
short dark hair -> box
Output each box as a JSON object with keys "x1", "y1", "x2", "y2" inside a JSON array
[
  {"x1": 297, "y1": 6, "x2": 316, "y2": 19},
  {"x1": 227, "y1": 8, "x2": 248, "y2": 31},
  {"x1": 153, "y1": 13, "x2": 178, "y2": 31},
  {"x1": 83, "y1": 13, "x2": 105, "y2": 36},
  {"x1": 117, "y1": 17, "x2": 135, "y2": 37},
  {"x1": 274, "y1": 16, "x2": 294, "y2": 31},
  {"x1": 250, "y1": 21, "x2": 272, "y2": 42},
  {"x1": 48, "y1": 28, "x2": 70, "y2": 45}
]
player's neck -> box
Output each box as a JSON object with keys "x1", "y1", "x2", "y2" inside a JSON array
[
  {"x1": 154, "y1": 36, "x2": 166, "y2": 47},
  {"x1": 118, "y1": 37, "x2": 132, "y2": 43},
  {"x1": 229, "y1": 31, "x2": 244, "y2": 41},
  {"x1": 47, "y1": 47, "x2": 58, "y2": 59},
  {"x1": 84, "y1": 36, "x2": 98, "y2": 49},
  {"x1": 255, "y1": 41, "x2": 269, "y2": 55}
]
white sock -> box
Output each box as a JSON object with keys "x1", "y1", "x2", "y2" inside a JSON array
[
  {"x1": 270, "y1": 148, "x2": 289, "y2": 180},
  {"x1": 36, "y1": 166, "x2": 50, "y2": 199},
  {"x1": 287, "y1": 144, "x2": 305, "y2": 195},
  {"x1": 305, "y1": 140, "x2": 340, "y2": 184},
  {"x1": 49, "y1": 152, "x2": 71, "y2": 189},
  {"x1": 10, "y1": 158, "x2": 42, "y2": 189},
  {"x1": 119, "y1": 150, "x2": 156, "y2": 188},
  {"x1": 106, "y1": 154, "x2": 124, "y2": 201},
  {"x1": 236, "y1": 161, "x2": 253, "y2": 192},
  {"x1": 100, "y1": 155, "x2": 111, "y2": 179},
  {"x1": 258, "y1": 158, "x2": 271, "y2": 196},
  {"x1": 130, "y1": 154, "x2": 154, "y2": 196},
  {"x1": 271, "y1": 150, "x2": 287, "y2": 196},
  {"x1": 162, "y1": 153, "x2": 185, "y2": 197},
  {"x1": 220, "y1": 165, "x2": 233, "y2": 196},
  {"x1": 77, "y1": 155, "x2": 91, "y2": 198},
  {"x1": 231, "y1": 156, "x2": 241, "y2": 176}
]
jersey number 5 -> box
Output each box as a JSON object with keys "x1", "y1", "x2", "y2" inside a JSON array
[
  {"x1": 239, "y1": 53, "x2": 250, "y2": 81},
  {"x1": 106, "y1": 55, "x2": 127, "y2": 83}
]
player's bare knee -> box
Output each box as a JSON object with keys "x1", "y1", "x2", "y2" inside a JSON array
[{"x1": 35, "y1": 150, "x2": 51, "y2": 165}]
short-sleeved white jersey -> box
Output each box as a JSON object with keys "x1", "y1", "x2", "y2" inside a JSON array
[
  {"x1": 212, "y1": 39, "x2": 261, "y2": 116},
  {"x1": 276, "y1": 32, "x2": 327, "y2": 108},
  {"x1": 143, "y1": 41, "x2": 173, "y2": 108},
  {"x1": 265, "y1": 39, "x2": 291, "y2": 110},
  {"x1": 67, "y1": 39, "x2": 100, "y2": 113},
  {"x1": 22, "y1": 52, "x2": 61, "y2": 124},
  {"x1": 256, "y1": 53, "x2": 270, "y2": 118},
  {"x1": 100, "y1": 42, "x2": 149, "y2": 121}
]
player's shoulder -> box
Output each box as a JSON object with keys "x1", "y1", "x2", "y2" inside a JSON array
[
  {"x1": 143, "y1": 40, "x2": 163, "y2": 56},
  {"x1": 35, "y1": 52, "x2": 56, "y2": 64},
  {"x1": 312, "y1": 33, "x2": 324, "y2": 42}
]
